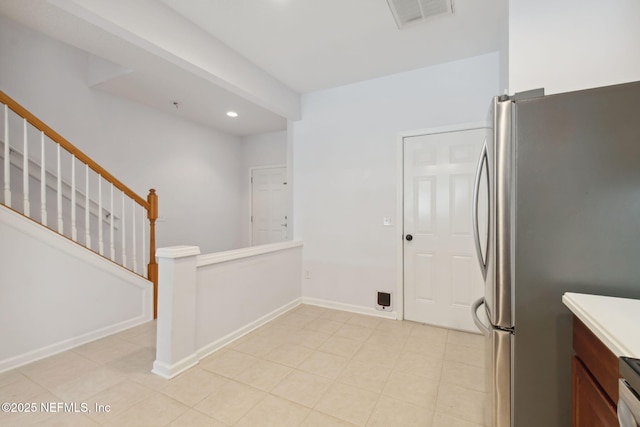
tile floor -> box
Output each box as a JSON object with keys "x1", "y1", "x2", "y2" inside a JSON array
[{"x1": 0, "y1": 304, "x2": 487, "y2": 426}]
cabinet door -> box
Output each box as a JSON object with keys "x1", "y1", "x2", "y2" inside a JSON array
[{"x1": 572, "y1": 356, "x2": 618, "y2": 427}]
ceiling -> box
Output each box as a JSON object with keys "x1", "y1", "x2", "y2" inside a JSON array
[
  {"x1": 0, "y1": 0, "x2": 507, "y2": 136},
  {"x1": 161, "y1": 0, "x2": 507, "y2": 94}
]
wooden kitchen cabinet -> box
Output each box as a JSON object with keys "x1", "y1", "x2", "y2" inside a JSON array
[{"x1": 572, "y1": 317, "x2": 618, "y2": 427}]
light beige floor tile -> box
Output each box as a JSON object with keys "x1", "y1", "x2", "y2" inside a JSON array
[
  {"x1": 409, "y1": 324, "x2": 449, "y2": 343},
  {"x1": 105, "y1": 346, "x2": 156, "y2": 375},
  {"x1": 84, "y1": 379, "x2": 155, "y2": 423},
  {"x1": 264, "y1": 343, "x2": 314, "y2": 368},
  {"x1": 235, "y1": 395, "x2": 310, "y2": 427},
  {"x1": 116, "y1": 321, "x2": 157, "y2": 348},
  {"x1": 20, "y1": 352, "x2": 100, "y2": 390},
  {"x1": 0, "y1": 375, "x2": 48, "y2": 401},
  {"x1": 234, "y1": 359, "x2": 292, "y2": 391},
  {"x1": 50, "y1": 366, "x2": 124, "y2": 401},
  {"x1": 334, "y1": 324, "x2": 373, "y2": 342},
  {"x1": 336, "y1": 359, "x2": 392, "y2": 393},
  {"x1": 256, "y1": 324, "x2": 299, "y2": 342},
  {"x1": 73, "y1": 336, "x2": 144, "y2": 365},
  {"x1": 366, "y1": 396, "x2": 433, "y2": 427},
  {"x1": 394, "y1": 351, "x2": 444, "y2": 381},
  {"x1": 297, "y1": 351, "x2": 349, "y2": 379},
  {"x1": 0, "y1": 391, "x2": 58, "y2": 426},
  {"x1": 315, "y1": 382, "x2": 380, "y2": 426},
  {"x1": 160, "y1": 368, "x2": 228, "y2": 406},
  {"x1": 105, "y1": 346, "x2": 168, "y2": 390},
  {"x1": 319, "y1": 309, "x2": 353, "y2": 323},
  {"x1": 194, "y1": 379, "x2": 266, "y2": 425},
  {"x1": 294, "y1": 304, "x2": 329, "y2": 318},
  {"x1": 440, "y1": 360, "x2": 486, "y2": 392},
  {"x1": 0, "y1": 370, "x2": 26, "y2": 388},
  {"x1": 272, "y1": 312, "x2": 317, "y2": 329},
  {"x1": 286, "y1": 329, "x2": 331, "y2": 349},
  {"x1": 444, "y1": 343, "x2": 485, "y2": 368},
  {"x1": 199, "y1": 349, "x2": 259, "y2": 379},
  {"x1": 19, "y1": 351, "x2": 90, "y2": 377},
  {"x1": 435, "y1": 383, "x2": 488, "y2": 425},
  {"x1": 32, "y1": 412, "x2": 101, "y2": 426},
  {"x1": 432, "y1": 412, "x2": 486, "y2": 427},
  {"x1": 233, "y1": 334, "x2": 283, "y2": 357},
  {"x1": 353, "y1": 342, "x2": 401, "y2": 368},
  {"x1": 304, "y1": 318, "x2": 345, "y2": 335},
  {"x1": 366, "y1": 330, "x2": 408, "y2": 348},
  {"x1": 375, "y1": 319, "x2": 415, "y2": 336},
  {"x1": 167, "y1": 408, "x2": 229, "y2": 427},
  {"x1": 271, "y1": 370, "x2": 333, "y2": 408},
  {"x1": 446, "y1": 330, "x2": 484, "y2": 349},
  {"x1": 382, "y1": 371, "x2": 439, "y2": 409},
  {"x1": 1, "y1": 304, "x2": 490, "y2": 427},
  {"x1": 319, "y1": 335, "x2": 364, "y2": 358},
  {"x1": 301, "y1": 411, "x2": 359, "y2": 427},
  {"x1": 102, "y1": 392, "x2": 188, "y2": 427},
  {"x1": 347, "y1": 314, "x2": 382, "y2": 329}
]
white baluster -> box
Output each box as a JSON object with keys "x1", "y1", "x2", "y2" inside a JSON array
[
  {"x1": 121, "y1": 191, "x2": 126, "y2": 268},
  {"x1": 40, "y1": 132, "x2": 46, "y2": 226},
  {"x1": 142, "y1": 205, "x2": 147, "y2": 277},
  {"x1": 57, "y1": 144, "x2": 63, "y2": 234},
  {"x1": 85, "y1": 164, "x2": 91, "y2": 249},
  {"x1": 3, "y1": 104, "x2": 10, "y2": 208},
  {"x1": 71, "y1": 155, "x2": 77, "y2": 241},
  {"x1": 22, "y1": 119, "x2": 29, "y2": 216},
  {"x1": 132, "y1": 199, "x2": 137, "y2": 273},
  {"x1": 98, "y1": 176, "x2": 104, "y2": 255},
  {"x1": 110, "y1": 183, "x2": 115, "y2": 261}
]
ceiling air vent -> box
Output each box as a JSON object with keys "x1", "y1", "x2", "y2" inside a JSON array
[{"x1": 386, "y1": 0, "x2": 453, "y2": 29}]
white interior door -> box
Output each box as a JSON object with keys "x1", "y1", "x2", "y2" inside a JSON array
[
  {"x1": 403, "y1": 129, "x2": 485, "y2": 331},
  {"x1": 251, "y1": 166, "x2": 288, "y2": 246}
]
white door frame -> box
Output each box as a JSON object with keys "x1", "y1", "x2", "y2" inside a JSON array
[
  {"x1": 249, "y1": 164, "x2": 287, "y2": 246},
  {"x1": 395, "y1": 121, "x2": 489, "y2": 321}
]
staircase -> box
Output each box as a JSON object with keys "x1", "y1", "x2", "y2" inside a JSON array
[{"x1": 0, "y1": 89, "x2": 159, "y2": 372}]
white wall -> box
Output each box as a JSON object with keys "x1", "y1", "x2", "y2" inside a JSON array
[
  {"x1": 238, "y1": 131, "x2": 287, "y2": 246},
  {"x1": 292, "y1": 52, "x2": 500, "y2": 312},
  {"x1": 0, "y1": 205, "x2": 152, "y2": 372},
  {"x1": 153, "y1": 242, "x2": 302, "y2": 378},
  {"x1": 0, "y1": 15, "x2": 244, "y2": 253},
  {"x1": 509, "y1": 0, "x2": 640, "y2": 94}
]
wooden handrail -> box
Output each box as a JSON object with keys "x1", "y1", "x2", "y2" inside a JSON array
[
  {"x1": 1, "y1": 89, "x2": 159, "y2": 318},
  {"x1": 0, "y1": 89, "x2": 148, "y2": 209}
]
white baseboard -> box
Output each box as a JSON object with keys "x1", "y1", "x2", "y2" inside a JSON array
[
  {"x1": 152, "y1": 354, "x2": 199, "y2": 379},
  {"x1": 196, "y1": 297, "x2": 302, "y2": 361},
  {"x1": 0, "y1": 314, "x2": 152, "y2": 374},
  {"x1": 302, "y1": 297, "x2": 398, "y2": 320},
  {"x1": 150, "y1": 297, "x2": 303, "y2": 379}
]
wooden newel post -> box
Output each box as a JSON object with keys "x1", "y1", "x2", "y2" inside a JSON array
[{"x1": 147, "y1": 189, "x2": 159, "y2": 318}]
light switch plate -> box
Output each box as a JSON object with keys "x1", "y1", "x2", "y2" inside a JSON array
[{"x1": 383, "y1": 217, "x2": 392, "y2": 226}]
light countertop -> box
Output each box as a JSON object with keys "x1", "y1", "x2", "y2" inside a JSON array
[{"x1": 563, "y1": 292, "x2": 640, "y2": 358}]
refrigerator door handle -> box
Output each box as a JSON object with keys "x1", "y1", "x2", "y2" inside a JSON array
[
  {"x1": 471, "y1": 297, "x2": 491, "y2": 336},
  {"x1": 472, "y1": 141, "x2": 489, "y2": 280}
]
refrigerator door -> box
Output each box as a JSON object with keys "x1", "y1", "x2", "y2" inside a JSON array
[
  {"x1": 472, "y1": 297, "x2": 512, "y2": 427},
  {"x1": 512, "y1": 81, "x2": 640, "y2": 427},
  {"x1": 473, "y1": 97, "x2": 513, "y2": 329}
]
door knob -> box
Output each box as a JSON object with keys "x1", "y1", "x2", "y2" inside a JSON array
[{"x1": 405, "y1": 234, "x2": 413, "y2": 241}]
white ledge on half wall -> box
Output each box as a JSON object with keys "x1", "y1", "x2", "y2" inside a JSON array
[
  {"x1": 196, "y1": 240, "x2": 303, "y2": 266},
  {"x1": 156, "y1": 245, "x2": 201, "y2": 259}
]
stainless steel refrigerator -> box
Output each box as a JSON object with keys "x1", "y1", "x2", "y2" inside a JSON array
[{"x1": 471, "y1": 81, "x2": 640, "y2": 427}]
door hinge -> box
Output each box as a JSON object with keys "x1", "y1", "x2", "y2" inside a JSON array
[{"x1": 251, "y1": 215, "x2": 253, "y2": 222}]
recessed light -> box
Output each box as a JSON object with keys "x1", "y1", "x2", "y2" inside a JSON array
[{"x1": 226, "y1": 111, "x2": 238, "y2": 118}]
